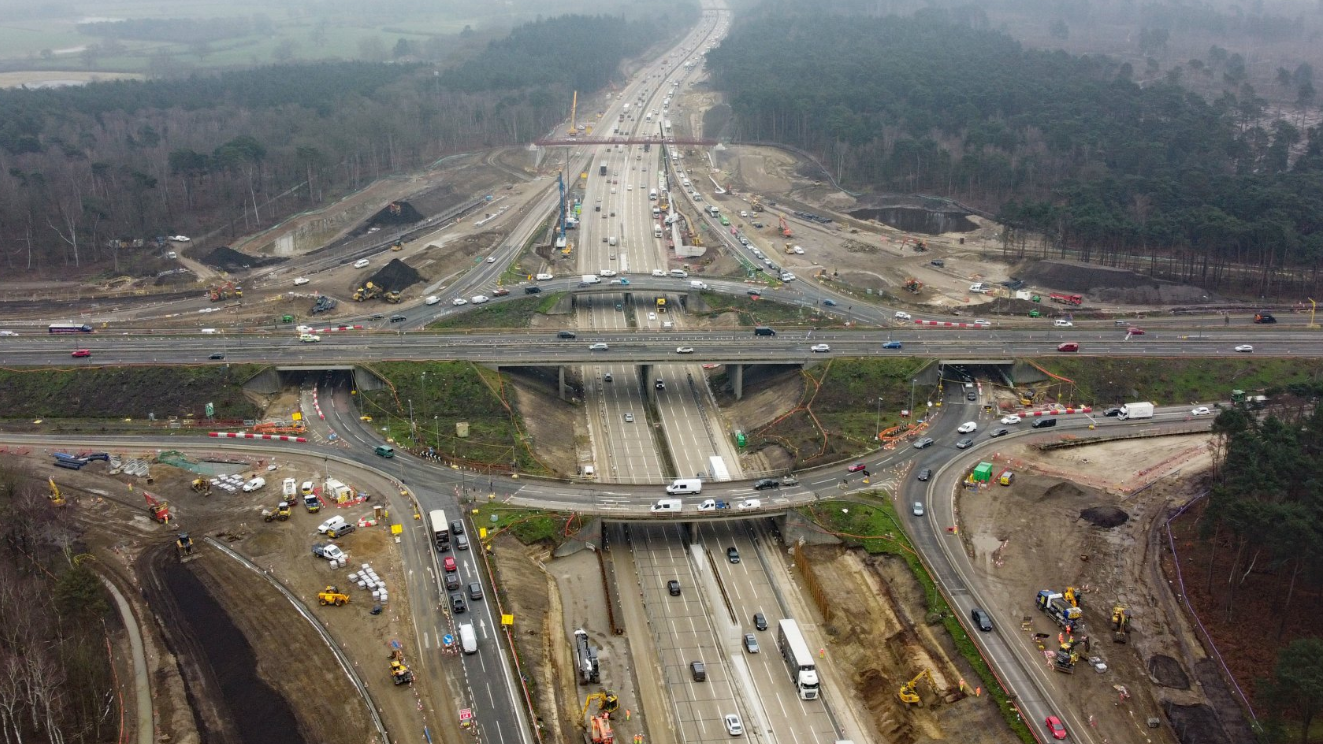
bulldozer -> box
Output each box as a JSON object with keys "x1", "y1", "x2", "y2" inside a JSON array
[
  {"x1": 352, "y1": 282, "x2": 380, "y2": 302},
  {"x1": 317, "y1": 585, "x2": 350, "y2": 606},
  {"x1": 898, "y1": 669, "x2": 938, "y2": 706},
  {"x1": 904, "y1": 277, "x2": 923, "y2": 293},
  {"x1": 191, "y1": 477, "x2": 211, "y2": 494},
  {"x1": 382, "y1": 290, "x2": 402, "y2": 304},
  {"x1": 390, "y1": 240, "x2": 404, "y2": 252},
  {"x1": 1111, "y1": 605, "x2": 1130, "y2": 643},
  {"x1": 176, "y1": 533, "x2": 197, "y2": 562},
  {"x1": 261, "y1": 501, "x2": 292, "y2": 522}
]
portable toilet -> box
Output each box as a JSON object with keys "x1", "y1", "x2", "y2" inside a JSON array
[{"x1": 972, "y1": 462, "x2": 994, "y2": 483}]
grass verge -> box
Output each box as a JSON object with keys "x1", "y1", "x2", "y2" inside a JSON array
[
  {"x1": 471, "y1": 504, "x2": 569, "y2": 545},
  {"x1": 426, "y1": 295, "x2": 559, "y2": 331},
  {"x1": 695, "y1": 291, "x2": 846, "y2": 328},
  {"x1": 0, "y1": 364, "x2": 264, "y2": 420},
  {"x1": 808, "y1": 496, "x2": 1036, "y2": 743},
  {"x1": 1033, "y1": 357, "x2": 1323, "y2": 405}
]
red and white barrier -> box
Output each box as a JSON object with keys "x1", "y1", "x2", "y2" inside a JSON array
[
  {"x1": 1022, "y1": 407, "x2": 1092, "y2": 417},
  {"x1": 209, "y1": 432, "x2": 308, "y2": 442},
  {"x1": 914, "y1": 320, "x2": 990, "y2": 329},
  {"x1": 312, "y1": 389, "x2": 324, "y2": 420},
  {"x1": 312, "y1": 325, "x2": 363, "y2": 333}
]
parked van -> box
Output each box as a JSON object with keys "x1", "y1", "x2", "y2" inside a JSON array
[
  {"x1": 754, "y1": 326, "x2": 776, "y2": 336},
  {"x1": 651, "y1": 498, "x2": 685, "y2": 512},
  {"x1": 665, "y1": 478, "x2": 703, "y2": 495},
  {"x1": 459, "y1": 623, "x2": 478, "y2": 654},
  {"x1": 375, "y1": 445, "x2": 395, "y2": 458},
  {"x1": 1031, "y1": 418, "x2": 1058, "y2": 429},
  {"x1": 301, "y1": 480, "x2": 315, "y2": 496},
  {"x1": 318, "y1": 515, "x2": 347, "y2": 535}
]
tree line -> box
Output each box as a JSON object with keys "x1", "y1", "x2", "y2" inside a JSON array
[
  {"x1": 0, "y1": 11, "x2": 686, "y2": 274},
  {"x1": 705, "y1": 8, "x2": 1323, "y2": 295}
]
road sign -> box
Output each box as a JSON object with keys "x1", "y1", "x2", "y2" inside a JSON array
[{"x1": 459, "y1": 708, "x2": 473, "y2": 722}]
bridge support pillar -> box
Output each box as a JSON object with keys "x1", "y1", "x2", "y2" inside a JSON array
[
  {"x1": 641, "y1": 363, "x2": 655, "y2": 403},
  {"x1": 559, "y1": 366, "x2": 567, "y2": 401},
  {"x1": 731, "y1": 363, "x2": 744, "y2": 401}
]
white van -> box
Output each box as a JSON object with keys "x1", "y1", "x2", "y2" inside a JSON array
[
  {"x1": 425, "y1": 295, "x2": 440, "y2": 305},
  {"x1": 969, "y1": 282, "x2": 988, "y2": 293},
  {"x1": 654, "y1": 225, "x2": 663, "y2": 238},
  {"x1": 317, "y1": 515, "x2": 347, "y2": 534},
  {"x1": 650, "y1": 498, "x2": 684, "y2": 512},
  {"x1": 669, "y1": 269, "x2": 689, "y2": 279},
  {"x1": 608, "y1": 236, "x2": 618, "y2": 246},
  {"x1": 665, "y1": 479, "x2": 703, "y2": 495},
  {"x1": 459, "y1": 623, "x2": 478, "y2": 654},
  {"x1": 353, "y1": 258, "x2": 370, "y2": 269}
]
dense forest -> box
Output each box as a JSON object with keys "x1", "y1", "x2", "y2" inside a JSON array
[
  {"x1": 706, "y1": 9, "x2": 1323, "y2": 295},
  {"x1": 0, "y1": 11, "x2": 689, "y2": 274}
]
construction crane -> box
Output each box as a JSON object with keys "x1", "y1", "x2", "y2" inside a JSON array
[
  {"x1": 580, "y1": 691, "x2": 620, "y2": 719},
  {"x1": 317, "y1": 585, "x2": 350, "y2": 606},
  {"x1": 208, "y1": 281, "x2": 241, "y2": 302},
  {"x1": 1111, "y1": 606, "x2": 1130, "y2": 643},
  {"x1": 779, "y1": 214, "x2": 792, "y2": 238},
  {"x1": 48, "y1": 477, "x2": 66, "y2": 507},
  {"x1": 897, "y1": 669, "x2": 937, "y2": 706},
  {"x1": 143, "y1": 492, "x2": 170, "y2": 524}
]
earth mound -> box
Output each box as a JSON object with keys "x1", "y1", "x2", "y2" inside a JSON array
[
  {"x1": 1018, "y1": 260, "x2": 1213, "y2": 305},
  {"x1": 1044, "y1": 482, "x2": 1085, "y2": 501},
  {"x1": 365, "y1": 259, "x2": 423, "y2": 293},
  {"x1": 369, "y1": 201, "x2": 424, "y2": 226},
  {"x1": 201, "y1": 246, "x2": 285, "y2": 271},
  {"x1": 1079, "y1": 505, "x2": 1129, "y2": 528},
  {"x1": 1148, "y1": 654, "x2": 1190, "y2": 689}
]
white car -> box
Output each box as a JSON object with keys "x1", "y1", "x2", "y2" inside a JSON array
[
  {"x1": 957, "y1": 421, "x2": 978, "y2": 434},
  {"x1": 1000, "y1": 415, "x2": 1022, "y2": 425},
  {"x1": 353, "y1": 258, "x2": 370, "y2": 269},
  {"x1": 470, "y1": 295, "x2": 489, "y2": 304},
  {"x1": 599, "y1": 269, "x2": 617, "y2": 277},
  {"x1": 646, "y1": 312, "x2": 657, "y2": 322},
  {"x1": 296, "y1": 325, "x2": 313, "y2": 333},
  {"x1": 168, "y1": 235, "x2": 191, "y2": 242},
  {"x1": 723, "y1": 714, "x2": 744, "y2": 736},
  {"x1": 652, "y1": 269, "x2": 666, "y2": 277},
  {"x1": 894, "y1": 311, "x2": 911, "y2": 320},
  {"x1": 1053, "y1": 319, "x2": 1073, "y2": 327},
  {"x1": 536, "y1": 273, "x2": 554, "y2": 281},
  {"x1": 242, "y1": 477, "x2": 266, "y2": 492},
  {"x1": 676, "y1": 346, "x2": 694, "y2": 354},
  {"x1": 424, "y1": 295, "x2": 440, "y2": 305},
  {"x1": 1191, "y1": 406, "x2": 1212, "y2": 416},
  {"x1": 293, "y1": 277, "x2": 310, "y2": 286},
  {"x1": 736, "y1": 499, "x2": 761, "y2": 510},
  {"x1": 299, "y1": 334, "x2": 321, "y2": 343},
  {"x1": 793, "y1": 246, "x2": 805, "y2": 254},
  {"x1": 1234, "y1": 344, "x2": 1254, "y2": 353},
  {"x1": 452, "y1": 298, "x2": 468, "y2": 306},
  {"x1": 486, "y1": 256, "x2": 497, "y2": 263},
  {"x1": 780, "y1": 272, "x2": 796, "y2": 282},
  {"x1": 810, "y1": 343, "x2": 831, "y2": 353},
  {"x1": 0, "y1": 330, "x2": 18, "y2": 336},
  {"x1": 589, "y1": 342, "x2": 609, "y2": 351}
]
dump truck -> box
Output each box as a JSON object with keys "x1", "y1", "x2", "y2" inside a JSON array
[{"x1": 1036, "y1": 590, "x2": 1083, "y2": 630}]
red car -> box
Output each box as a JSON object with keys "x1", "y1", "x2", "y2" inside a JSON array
[
  {"x1": 443, "y1": 557, "x2": 457, "y2": 573},
  {"x1": 71, "y1": 349, "x2": 91, "y2": 358},
  {"x1": 1126, "y1": 327, "x2": 1145, "y2": 335},
  {"x1": 1045, "y1": 715, "x2": 1068, "y2": 740},
  {"x1": 847, "y1": 463, "x2": 867, "y2": 473},
  {"x1": 1057, "y1": 342, "x2": 1079, "y2": 352}
]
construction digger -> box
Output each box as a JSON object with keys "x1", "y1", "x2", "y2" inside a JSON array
[
  {"x1": 1111, "y1": 606, "x2": 1130, "y2": 643},
  {"x1": 1053, "y1": 634, "x2": 1090, "y2": 673},
  {"x1": 261, "y1": 501, "x2": 292, "y2": 522},
  {"x1": 1064, "y1": 586, "x2": 1082, "y2": 608},
  {"x1": 750, "y1": 197, "x2": 764, "y2": 212},
  {"x1": 144, "y1": 492, "x2": 170, "y2": 524},
  {"x1": 176, "y1": 533, "x2": 197, "y2": 562},
  {"x1": 48, "y1": 477, "x2": 66, "y2": 507},
  {"x1": 191, "y1": 477, "x2": 211, "y2": 494},
  {"x1": 208, "y1": 281, "x2": 242, "y2": 301},
  {"x1": 897, "y1": 669, "x2": 939, "y2": 706},
  {"x1": 317, "y1": 586, "x2": 350, "y2": 606},
  {"x1": 580, "y1": 690, "x2": 620, "y2": 719},
  {"x1": 904, "y1": 277, "x2": 923, "y2": 293},
  {"x1": 389, "y1": 658, "x2": 413, "y2": 685},
  {"x1": 779, "y1": 214, "x2": 792, "y2": 238}
]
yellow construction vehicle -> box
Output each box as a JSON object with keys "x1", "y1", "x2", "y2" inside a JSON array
[
  {"x1": 48, "y1": 477, "x2": 65, "y2": 507},
  {"x1": 382, "y1": 290, "x2": 402, "y2": 304},
  {"x1": 390, "y1": 240, "x2": 404, "y2": 252},
  {"x1": 1064, "y1": 586, "x2": 1081, "y2": 608},
  {"x1": 656, "y1": 297, "x2": 667, "y2": 313},
  {"x1": 176, "y1": 533, "x2": 197, "y2": 562},
  {"x1": 318, "y1": 586, "x2": 350, "y2": 606},
  {"x1": 1053, "y1": 635, "x2": 1090, "y2": 673},
  {"x1": 898, "y1": 669, "x2": 937, "y2": 706},
  {"x1": 191, "y1": 477, "x2": 211, "y2": 494},
  {"x1": 389, "y1": 659, "x2": 413, "y2": 685},
  {"x1": 750, "y1": 197, "x2": 764, "y2": 212},
  {"x1": 580, "y1": 691, "x2": 620, "y2": 719},
  {"x1": 1111, "y1": 605, "x2": 1130, "y2": 643},
  {"x1": 262, "y1": 501, "x2": 292, "y2": 522},
  {"x1": 352, "y1": 282, "x2": 380, "y2": 302}
]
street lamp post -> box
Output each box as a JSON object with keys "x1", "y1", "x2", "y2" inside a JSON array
[
  {"x1": 875, "y1": 397, "x2": 883, "y2": 439},
  {"x1": 408, "y1": 399, "x2": 415, "y2": 441},
  {"x1": 909, "y1": 378, "x2": 917, "y2": 429}
]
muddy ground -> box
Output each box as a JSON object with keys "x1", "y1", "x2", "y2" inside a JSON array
[
  {"x1": 956, "y1": 434, "x2": 1248, "y2": 744},
  {"x1": 8, "y1": 449, "x2": 423, "y2": 744}
]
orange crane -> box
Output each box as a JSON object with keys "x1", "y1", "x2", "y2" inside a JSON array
[
  {"x1": 779, "y1": 215, "x2": 792, "y2": 238},
  {"x1": 144, "y1": 492, "x2": 171, "y2": 524}
]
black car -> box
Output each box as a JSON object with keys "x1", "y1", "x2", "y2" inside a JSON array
[
  {"x1": 450, "y1": 591, "x2": 467, "y2": 614},
  {"x1": 747, "y1": 289, "x2": 762, "y2": 296},
  {"x1": 956, "y1": 438, "x2": 974, "y2": 449},
  {"x1": 913, "y1": 437, "x2": 935, "y2": 449},
  {"x1": 445, "y1": 572, "x2": 461, "y2": 591},
  {"x1": 209, "y1": 353, "x2": 225, "y2": 360},
  {"x1": 667, "y1": 579, "x2": 681, "y2": 596},
  {"x1": 753, "y1": 478, "x2": 780, "y2": 490},
  {"x1": 989, "y1": 428, "x2": 1010, "y2": 438},
  {"x1": 916, "y1": 468, "x2": 932, "y2": 481},
  {"x1": 971, "y1": 607, "x2": 993, "y2": 632},
  {"x1": 753, "y1": 612, "x2": 768, "y2": 631},
  {"x1": 467, "y1": 582, "x2": 483, "y2": 601},
  {"x1": 389, "y1": 315, "x2": 407, "y2": 323},
  {"x1": 966, "y1": 392, "x2": 977, "y2": 401},
  {"x1": 451, "y1": 520, "x2": 465, "y2": 536},
  {"x1": 1103, "y1": 407, "x2": 1123, "y2": 417},
  {"x1": 727, "y1": 547, "x2": 740, "y2": 564}
]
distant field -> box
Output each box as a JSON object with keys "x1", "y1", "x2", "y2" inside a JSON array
[
  {"x1": 0, "y1": 70, "x2": 143, "y2": 88},
  {"x1": 0, "y1": 0, "x2": 664, "y2": 70}
]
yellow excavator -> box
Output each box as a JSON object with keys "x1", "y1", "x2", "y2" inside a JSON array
[
  {"x1": 1111, "y1": 605, "x2": 1130, "y2": 643},
  {"x1": 1064, "y1": 586, "x2": 1081, "y2": 607},
  {"x1": 898, "y1": 669, "x2": 937, "y2": 706},
  {"x1": 48, "y1": 478, "x2": 66, "y2": 507},
  {"x1": 318, "y1": 586, "x2": 350, "y2": 606},
  {"x1": 580, "y1": 690, "x2": 620, "y2": 719},
  {"x1": 389, "y1": 648, "x2": 413, "y2": 685},
  {"x1": 191, "y1": 477, "x2": 211, "y2": 494}
]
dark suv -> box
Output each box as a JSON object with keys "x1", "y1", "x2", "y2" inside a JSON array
[
  {"x1": 971, "y1": 608, "x2": 993, "y2": 632},
  {"x1": 450, "y1": 592, "x2": 467, "y2": 614},
  {"x1": 753, "y1": 478, "x2": 780, "y2": 490}
]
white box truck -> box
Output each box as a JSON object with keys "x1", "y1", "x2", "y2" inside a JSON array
[
  {"x1": 1117, "y1": 402, "x2": 1154, "y2": 420},
  {"x1": 581, "y1": 275, "x2": 602, "y2": 284},
  {"x1": 459, "y1": 623, "x2": 478, "y2": 654}
]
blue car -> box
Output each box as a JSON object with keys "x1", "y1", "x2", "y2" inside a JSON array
[
  {"x1": 882, "y1": 341, "x2": 903, "y2": 349},
  {"x1": 823, "y1": 299, "x2": 838, "y2": 306}
]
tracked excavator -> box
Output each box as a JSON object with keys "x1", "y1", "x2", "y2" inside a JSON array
[
  {"x1": 897, "y1": 669, "x2": 938, "y2": 706},
  {"x1": 1111, "y1": 605, "x2": 1130, "y2": 643}
]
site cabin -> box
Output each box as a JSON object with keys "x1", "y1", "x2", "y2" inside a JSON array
[{"x1": 971, "y1": 462, "x2": 994, "y2": 483}]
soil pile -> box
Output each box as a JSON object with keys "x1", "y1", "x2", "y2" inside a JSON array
[
  {"x1": 365, "y1": 259, "x2": 423, "y2": 292},
  {"x1": 368, "y1": 201, "x2": 423, "y2": 226},
  {"x1": 1148, "y1": 654, "x2": 1190, "y2": 689},
  {"x1": 1163, "y1": 702, "x2": 1233, "y2": 744},
  {"x1": 201, "y1": 246, "x2": 285, "y2": 271},
  {"x1": 1019, "y1": 260, "x2": 1212, "y2": 305},
  {"x1": 1079, "y1": 505, "x2": 1130, "y2": 528},
  {"x1": 1043, "y1": 481, "x2": 1086, "y2": 501}
]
